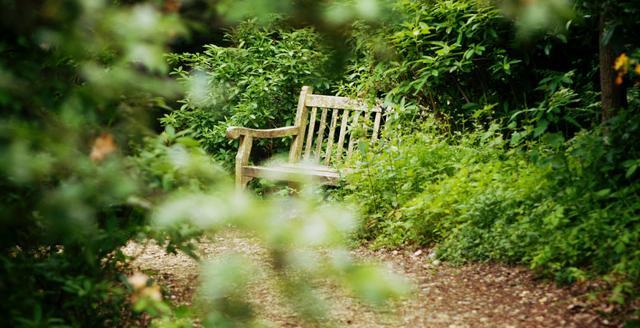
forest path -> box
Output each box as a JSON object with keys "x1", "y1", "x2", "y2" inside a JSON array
[{"x1": 124, "y1": 231, "x2": 612, "y2": 327}]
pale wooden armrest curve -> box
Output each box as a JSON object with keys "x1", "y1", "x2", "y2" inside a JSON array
[{"x1": 226, "y1": 126, "x2": 299, "y2": 139}]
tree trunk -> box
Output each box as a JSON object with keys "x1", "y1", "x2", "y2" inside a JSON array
[{"x1": 599, "y1": 12, "x2": 627, "y2": 123}]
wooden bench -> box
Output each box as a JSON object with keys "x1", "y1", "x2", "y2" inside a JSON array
[{"x1": 226, "y1": 86, "x2": 385, "y2": 189}]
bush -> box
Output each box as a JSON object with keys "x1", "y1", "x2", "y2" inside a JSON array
[
  {"x1": 341, "y1": 0, "x2": 527, "y2": 124},
  {"x1": 164, "y1": 19, "x2": 334, "y2": 165},
  {"x1": 0, "y1": 2, "x2": 189, "y2": 325},
  {"x1": 342, "y1": 117, "x2": 506, "y2": 246},
  {"x1": 342, "y1": 109, "x2": 640, "y2": 301},
  {"x1": 0, "y1": 3, "x2": 408, "y2": 326}
]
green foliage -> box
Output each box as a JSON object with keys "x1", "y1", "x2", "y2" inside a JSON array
[
  {"x1": 150, "y1": 182, "x2": 410, "y2": 327},
  {"x1": 215, "y1": 0, "x2": 395, "y2": 26},
  {"x1": 4, "y1": 0, "x2": 640, "y2": 325},
  {"x1": 333, "y1": 0, "x2": 640, "y2": 309},
  {"x1": 342, "y1": 0, "x2": 525, "y2": 125},
  {"x1": 1, "y1": 2, "x2": 408, "y2": 327},
  {"x1": 134, "y1": 128, "x2": 231, "y2": 193},
  {"x1": 340, "y1": 0, "x2": 606, "y2": 138},
  {"x1": 500, "y1": 0, "x2": 573, "y2": 39},
  {"x1": 342, "y1": 117, "x2": 506, "y2": 246},
  {"x1": 343, "y1": 108, "x2": 640, "y2": 301},
  {"x1": 508, "y1": 70, "x2": 599, "y2": 146},
  {"x1": 164, "y1": 20, "x2": 333, "y2": 164},
  {"x1": 0, "y1": 1, "x2": 189, "y2": 325},
  {"x1": 439, "y1": 112, "x2": 640, "y2": 296}
]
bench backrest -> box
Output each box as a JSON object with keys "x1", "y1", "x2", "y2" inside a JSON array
[{"x1": 289, "y1": 86, "x2": 385, "y2": 166}]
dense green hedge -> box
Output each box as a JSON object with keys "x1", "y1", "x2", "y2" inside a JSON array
[
  {"x1": 342, "y1": 109, "x2": 640, "y2": 302},
  {"x1": 334, "y1": 0, "x2": 640, "y2": 304}
]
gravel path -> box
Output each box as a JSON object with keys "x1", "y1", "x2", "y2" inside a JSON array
[{"x1": 123, "y1": 232, "x2": 627, "y2": 327}]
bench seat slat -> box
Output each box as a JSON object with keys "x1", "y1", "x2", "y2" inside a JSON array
[{"x1": 242, "y1": 165, "x2": 340, "y2": 185}]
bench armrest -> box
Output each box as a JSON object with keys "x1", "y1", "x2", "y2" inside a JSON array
[{"x1": 226, "y1": 126, "x2": 300, "y2": 139}]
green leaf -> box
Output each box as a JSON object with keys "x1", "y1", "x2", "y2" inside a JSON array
[
  {"x1": 533, "y1": 120, "x2": 548, "y2": 137},
  {"x1": 626, "y1": 164, "x2": 638, "y2": 178}
]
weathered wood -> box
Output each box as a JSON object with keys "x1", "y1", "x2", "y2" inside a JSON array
[
  {"x1": 346, "y1": 111, "x2": 362, "y2": 160},
  {"x1": 280, "y1": 162, "x2": 337, "y2": 172},
  {"x1": 227, "y1": 86, "x2": 384, "y2": 189},
  {"x1": 335, "y1": 110, "x2": 350, "y2": 162},
  {"x1": 324, "y1": 109, "x2": 340, "y2": 165},
  {"x1": 305, "y1": 95, "x2": 381, "y2": 111},
  {"x1": 226, "y1": 126, "x2": 299, "y2": 139},
  {"x1": 371, "y1": 111, "x2": 382, "y2": 143},
  {"x1": 304, "y1": 107, "x2": 318, "y2": 160},
  {"x1": 235, "y1": 135, "x2": 253, "y2": 189},
  {"x1": 314, "y1": 108, "x2": 329, "y2": 161},
  {"x1": 289, "y1": 86, "x2": 312, "y2": 163},
  {"x1": 242, "y1": 165, "x2": 340, "y2": 186}
]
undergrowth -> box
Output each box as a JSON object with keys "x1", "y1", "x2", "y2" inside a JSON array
[{"x1": 341, "y1": 110, "x2": 640, "y2": 303}]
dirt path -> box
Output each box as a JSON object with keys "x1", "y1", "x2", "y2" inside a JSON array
[{"x1": 123, "y1": 232, "x2": 622, "y2": 327}]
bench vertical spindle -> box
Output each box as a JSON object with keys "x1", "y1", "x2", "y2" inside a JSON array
[
  {"x1": 303, "y1": 107, "x2": 318, "y2": 160},
  {"x1": 335, "y1": 110, "x2": 350, "y2": 162},
  {"x1": 324, "y1": 109, "x2": 340, "y2": 165},
  {"x1": 371, "y1": 111, "x2": 382, "y2": 143},
  {"x1": 314, "y1": 108, "x2": 328, "y2": 162},
  {"x1": 346, "y1": 110, "x2": 362, "y2": 161}
]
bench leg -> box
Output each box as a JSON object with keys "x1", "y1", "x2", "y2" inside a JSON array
[{"x1": 235, "y1": 135, "x2": 253, "y2": 191}]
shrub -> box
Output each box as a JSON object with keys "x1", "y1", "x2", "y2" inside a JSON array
[
  {"x1": 0, "y1": 6, "x2": 406, "y2": 325},
  {"x1": 342, "y1": 117, "x2": 506, "y2": 246},
  {"x1": 343, "y1": 108, "x2": 640, "y2": 301},
  {"x1": 0, "y1": 2, "x2": 189, "y2": 325},
  {"x1": 341, "y1": 0, "x2": 528, "y2": 125},
  {"x1": 164, "y1": 19, "x2": 334, "y2": 165}
]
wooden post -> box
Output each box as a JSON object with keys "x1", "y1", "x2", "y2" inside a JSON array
[
  {"x1": 289, "y1": 86, "x2": 312, "y2": 163},
  {"x1": 235, "y1": 135, "x2": 253, "y2": 189}
]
